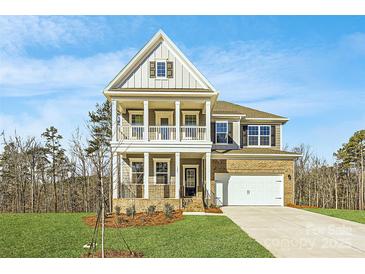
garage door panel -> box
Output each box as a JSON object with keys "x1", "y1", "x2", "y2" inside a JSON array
[{"x1": 215, "y1": 174, "x2": 283, "y2": 206}]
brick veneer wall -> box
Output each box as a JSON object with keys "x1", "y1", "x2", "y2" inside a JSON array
[{"x1": 211, "y1": 159, "x2": 294, "y2": 205}]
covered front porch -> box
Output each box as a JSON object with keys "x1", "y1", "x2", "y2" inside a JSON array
[{"x1": 112, "y1": 152, "x2": 211, "y2": 202}]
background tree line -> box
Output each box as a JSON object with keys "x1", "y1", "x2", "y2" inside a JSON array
[
  {"x1": 293, "y1": 130, "x2": 365, "y2": 210},
  {"x1": 0, "y1": 101, "x2": 112, "y2": 213},
  {"x1": 0, "y1": 100, "x2": 364, "y2": 212}
]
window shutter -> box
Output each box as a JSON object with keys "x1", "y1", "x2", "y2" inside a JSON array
[
  {"x1": 228, "y1": 122, "x2": 233, "y2": 144},
  {"x1": 167, "y1": 61, "x2": 173, "y2": 78},
  {"x1": 241, "y1": 125, "x2": 248, "y2": 147},
  {"x1": 271, "y1": 125, "x2": 276, "y2": 147},
  {"x1": 211, "y1": 122, "x2": 215, "y2": 143},
  {"x1": 149, "y1": 61, "x2": 156, "y2": 78}
]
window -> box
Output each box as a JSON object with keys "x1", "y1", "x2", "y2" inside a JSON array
[
  {"x1": 156, "y1": 61, "x2": 166, "y2": 78},
  {"x1": 216, "y1": 121, "x2": 228, "y2": 144},
  {"x1": 184, "y1": 115, "x2": 197, "y2": 126},
  {"x1": 130, "y1": 160, "x2": 144, "y2": 184},
  {"x1": 248, "y1": 125, "x2": 270, "y2": 146},
  {"x1": 155, "y1": 160, "x2": 169, "y2": 184},
  {"x1": 131, "y1": 114, "x2": 143, "y2": 125}
]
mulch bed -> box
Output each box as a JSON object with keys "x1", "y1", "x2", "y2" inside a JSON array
[
  {"x1": 83, "y1": 210, "x2": 184, "y2": 228},
  {"x1": 204, "y1": 207, "x2": 223, "y2": 214},
  {"x1": 82, "y1": 250, "x2": 143, "y2": 258},
  {"x1": 287, "y1": 203, "x2": 319, "y2": 209}
]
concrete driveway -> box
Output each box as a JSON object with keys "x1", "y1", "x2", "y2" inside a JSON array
[{"x1": 222, "y1": 206, "x2": 365, "y2": 258}]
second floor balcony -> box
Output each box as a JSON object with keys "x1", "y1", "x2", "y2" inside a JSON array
[
  {"x1": 119, "y1": 125, "x2": 207, "y2": 142},
  {"x1": 111, "y1": 98, "x2": 212, "y2": 145}
]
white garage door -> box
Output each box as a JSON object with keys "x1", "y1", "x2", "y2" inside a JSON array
[{"x1": 215, "y1": 174, "x2": 283, "y2": 206}]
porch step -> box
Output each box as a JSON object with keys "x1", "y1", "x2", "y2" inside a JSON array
[{"x1": 182, "y1": 197, "x2": 205, "y2": 212}]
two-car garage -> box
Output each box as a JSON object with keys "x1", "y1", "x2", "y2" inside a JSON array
[{"x1": 215, "y1": 174, "x2": 284, "y2": 206}]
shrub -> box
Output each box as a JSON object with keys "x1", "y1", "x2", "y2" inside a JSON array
[
  {"x1": 116, "y1": 216, "x2": 123, "y2": 226},
  {"x1": 163, "y1": 203, "x2": 174, "y2": 218},
  {"x1": 126, "y1": 205, "x2": 136, "y2": 218},
  {"x1": 114, "y1": 206, "x2": 121, "y2": 216},
  {"x1": 147, "y1": 205, "x2": 156, "y2": 216}
]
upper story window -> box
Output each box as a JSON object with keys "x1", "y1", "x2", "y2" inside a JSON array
[
  {"x1": 131, "y1": 114, "x2": 143, "y2": 125},
  {"x1": 248, "y1": 125, "x2": 270, "y2": 146},
  {"x1": 156, "y1": 61, "x2": 166, "y2": 78},
  {"x1": 216, "y1": 121, "x2": 228, "y2": 144}
]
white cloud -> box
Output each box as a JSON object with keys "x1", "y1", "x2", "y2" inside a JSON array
[
  {"x1": 0, "y1": 16, "x2": 107, "y2": 56},
  {"x1": 0, "y1": 49, "x2": 136, "y2": 97}
]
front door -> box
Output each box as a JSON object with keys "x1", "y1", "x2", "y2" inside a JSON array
[{"x1": 185, "y1": 168, "x2": 197, "y2": 197}]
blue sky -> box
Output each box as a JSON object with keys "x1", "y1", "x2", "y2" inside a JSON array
[{"x1": 0, "y1": 16, "x2": 364, "y2": 162}]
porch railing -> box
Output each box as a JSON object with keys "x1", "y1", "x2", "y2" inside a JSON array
[
  {"x1": 181, "y1": 126, "x2": 206, "y2": 141},
  {"x1": 118, "y1": 125, "x2": 207, "y2": 142},
  {"x1": 149, "y1": 126, "x2": 176, "y2": 141},
  {"x1": 119, "y1": 125, "x2": 144, "y2": 141}
]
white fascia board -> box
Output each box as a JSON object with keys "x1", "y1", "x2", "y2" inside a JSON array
[
  {"x1": 104, "y1": 90, "x2": 218, "y2": 99},
  {"x1": 112, "y1": 143, "x2": 212, "y2": 153},
  {"x1": 245, "y1": 117, "x2": 289, "y2": 122},
  {"x1": 211, "y1": 153, "x2": 302, "y2": 159}
]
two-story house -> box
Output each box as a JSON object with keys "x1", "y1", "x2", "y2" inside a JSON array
[{"x1": 104, "y1": 30, "x2": 301, "y2": 212}]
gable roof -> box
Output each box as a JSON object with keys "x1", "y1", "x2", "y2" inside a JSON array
[
  {"x1": 212, "y1": 100, "x2": 287, "y2": 120},
  {"x1": 104, "y1": 30, "x2": 218, "y2": 93}
]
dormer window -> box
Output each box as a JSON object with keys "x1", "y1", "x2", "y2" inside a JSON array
[{"x1": 156, "y1": 61, "x2": 166, "y2": 78}]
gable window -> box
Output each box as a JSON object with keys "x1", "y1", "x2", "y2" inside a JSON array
[
  {"x1": 154, "y1": 159, "x2": 170, "y2": 184},
  {"x1": 248, "y1": 125, "x2": 271, "y2": 146},
  {"x1": 130, "y1": 159, "x2": 144, "y2": 184},
  {"x1": 215, "y1": 121, "x2": 228, "y2": 144},
  {"x1": 156, "y1": 61, "x2": 166, "y2": 78}
]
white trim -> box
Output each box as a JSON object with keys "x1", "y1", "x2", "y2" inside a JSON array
[
  {"x1": 211, "y1": 153, "x2": 302, "y2": 159},
  {"x1": 213, "y1": 114, "x2": 246, "y2": 118},
  {"x1": 245, "y1": 117, "x2": 289, "y2": 121},
  {"x1": 129, "y1": 158, "x2": 144, "y2": 184},
  {"x1": 155, "y1": 59, "x2": 167, "y2": 79},
  {"x1": 215, "y1": 120, "x2": 228, "y2": 144},
  {"x1": 280, "y1": 124, "x2": 283, "y2": 150},
  {"x1": 182, "y1": 110, "x2": 200, "y2": 126},
  {"x1": 247, "y1": 125, "x2": 271, "y2": 147},
  {"x1": 153, "y1": 158, "x2": 171, "y2": 185},
  {"x1": 183, "y1": 164, "x2": 199, "y2": 197},
  {"x1": 155, "y1": 111, "x2": 174, "y2": 126}
]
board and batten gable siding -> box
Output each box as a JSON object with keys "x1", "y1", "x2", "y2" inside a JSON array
[{"x1": 117, "y1": 41, "x2": 206, "y2": 90}]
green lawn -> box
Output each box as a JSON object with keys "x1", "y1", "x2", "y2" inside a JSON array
[
  {"x1": 304, "y1": 208, "x2": 365, "y2": 224},
  {"x1": 0, "y1": 213, "x2": 273, "y2": 258}
]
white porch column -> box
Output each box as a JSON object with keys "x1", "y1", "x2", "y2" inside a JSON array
[
  {"x1": 144, "y1": 152, "x2": 149, "y2": 199},
  {"x1": 205, "y1": 100, "x2": 211, "y2": 141},
  {"x1": 143, "y1": 100, "x2": 149, "y2": 141},
  {"x1": 205, "y1": 152, "x2": 211, "y2": 198},
  {"x1": 175, "y1": 152, "x2": 180, "y2": 198},
  {"x1": 112, "y1": 152, "x2": 118, "y2": 199},
  {"x1": 111, "y1": 99, "x2": 117, "y2": 142},
  {"x1": 175, "y1": 101, "x2": 180, "y2": 142}
]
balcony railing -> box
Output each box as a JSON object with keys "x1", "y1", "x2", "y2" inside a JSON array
[
  {"x1": 181, "y1": 126, "x2": 206, "y2": 141},
  {"x1": 149, "y1": 126, "x2": 176, "y2": 141},
  {"x1": 118, "y1": 125, "x2": 207, "y2": 141},
  {"x1": 119, "y1": 125, "x2": 144, "y2": 140}
]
